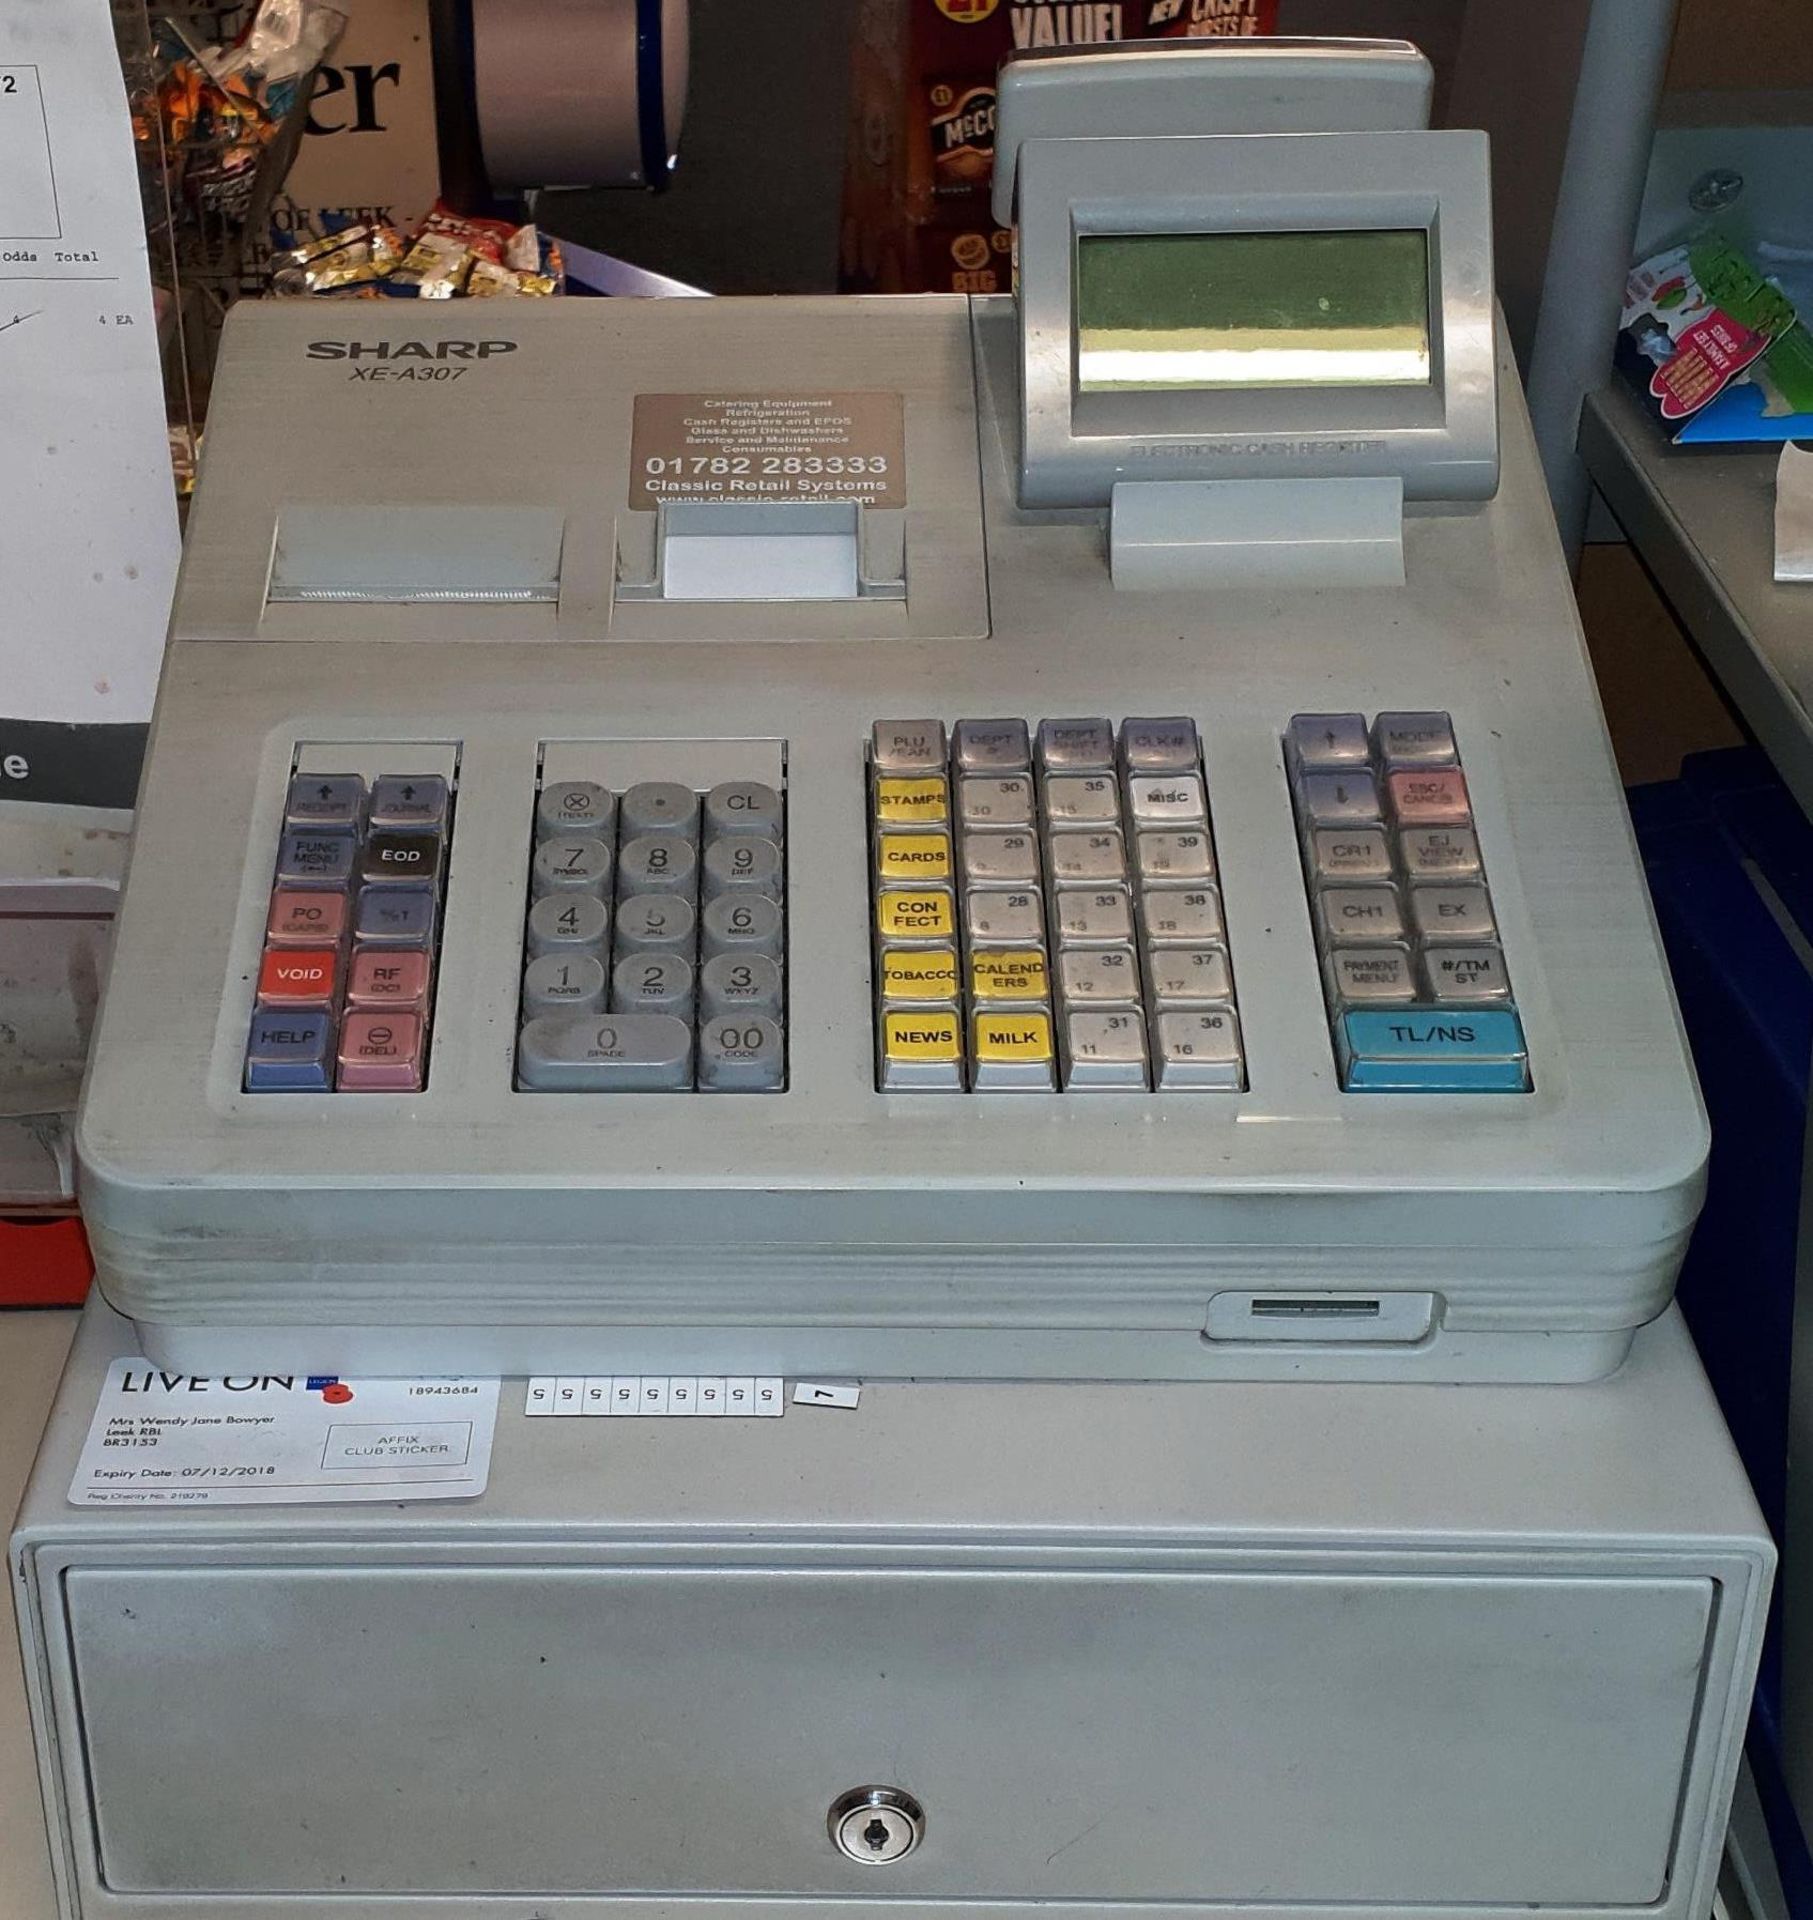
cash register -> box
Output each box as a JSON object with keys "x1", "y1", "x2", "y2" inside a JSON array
[{"x1": 11, "y1": 38, "x2": 1772, "y2": 1920}]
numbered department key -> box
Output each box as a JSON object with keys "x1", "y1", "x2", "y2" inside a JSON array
[
  {"x1": 705, "y1": 892, "x2": 784, "y2": 958},
  {"x1": 1044, "y1": 774, "x2": 1122, "y2": 826},
  {"x1": 1061, "y1": 1009, "x2": 1149, "y2": 1089},
  {"x1": 698, "y1": 1015, "x2": 786, "y2": 1091},
  {"x1": 971, "y1": 1007, "x2": 1057, "y2": 1091},
  {"x1": 701, "y1": 951, "x2": 785, "y2": 1018},
  {"x1": 1057, "y1": 945, "x2": 1142, "y2": 1006},
  {"x1": 704, "y1": 779, "x2": 783, "y2": 842},
  {"x1": 1140, "y1": 886, "x2": 1224, "y2": 946},
  {"x1": 526, "y1": 892, "x2": 609, "y2": 956},
  {"x1": 1146, "y1": 945, "x2": 1232, "y2": 1007},
  {"x1": 538, "y1": 780, "x2": 615, "y2": 838},
  {"x1": 275, "y1": 830, "x2": 356, "y2": 889},
  {"x1": 522, "y1": 951, "x2": 607, "y2": 1016},
  {"x1": 1054, "y1": 888, "x2": 1132, "y2": 946},
  {"x1": 616, "y1": 893, "x2": 698, "y2": 957},
  {"x1": 284, "y1": 773, "x2": 365, "y2": 832},
  {"x1": 612, "y1": 951, "x2": 696, "y2": 1019},
  {"x1": 960, "y1": 830, "x2": 1039, "y2": 888},
  {"x1": 1152, "y1": 1008, "x2": 1244, "y2": 1090},
  {"x1": 617, "y1": 832, "x2": 699, "y2": 900},
  {"x1": 1135, "y1": 830, "x2": 1214, "y2": 885},
  {"x1": 244, "y1": 1007, "x2": 334, "y2": 1091},
  {"x1": 879, "y1": 1006, "x2": 964, "y2": 1090},
  {"x1": 958, "y1": 774, "x2": 1033, "y2": 827},
  {"x1": 354, "y1": 885, "x2": 437, "y2": 946},
  {"x1": 965, "y1": 887, "x2": 1044, "y2": 947},
  {"x1": 620, "y1": 780, "x2": 701, "y2": 838},
  {"x1": 702, "y1": 834, "x2": 784, "y2": 898},
  {"x1": 517, "y1": 1012, "x2": 695, "y2": 1091},
  {"x1": 369, "y1": 774, "x2": 449, "y2": 832},
  {"x1": 533, "y1": 833, "x2": 612, "y2": 898},
  {"x1": 1046, "y1": 829, "x2": 1126, "y2": 885}
]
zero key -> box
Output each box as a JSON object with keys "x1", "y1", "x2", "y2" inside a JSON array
[{"x1": 517, "y1": 1012, "x2": 695, "y2": 1091}]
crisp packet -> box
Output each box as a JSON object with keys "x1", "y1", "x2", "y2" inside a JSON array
[
  {"x1": 270, "y1": 222, "x2": 403, "y2": 293},
  {"x1": 420, "y1": 201, "x2": 518, "y2": 266},
  {"x1": 384, "y1": 229, "x2": 474, "y2": 298},
  {"x1": 464, "y1": 259, "x2": 559, "y2": 297}
]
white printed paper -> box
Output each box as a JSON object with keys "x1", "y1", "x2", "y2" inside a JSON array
[
  {"x1": 525, "y1": 1375, "x2": 784, "y2": 1417},
  {"x1": 792, "y1": 1381, "x2": 861, "y2": 1409},
  {"x1": 71, "y1": 1360, "x2": 499, "y2": 1505}
]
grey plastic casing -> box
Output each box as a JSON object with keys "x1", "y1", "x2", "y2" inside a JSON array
[
  {"x1": 10, "y1": 1298, "x2": 1774, "y2": 1918},
  {"x1": 71, "y1": 294, "x2": 1707, "y2": 1383}
]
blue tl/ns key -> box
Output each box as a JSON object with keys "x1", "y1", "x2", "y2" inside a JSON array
[
  {"x1": 244, "y1": 1008, "x2": 335, "y2": 1091},
  {"x1": 1339, "y1": 1006, "x2": 1529, "y2": 1093}
]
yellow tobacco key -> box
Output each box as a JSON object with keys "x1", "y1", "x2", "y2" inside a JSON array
[
  {"x1": 881, "y1": 945, "x2": 959, "y2": 1003},
  {"x1": 880, "y1": 1007, "x2": 964, "y2": 1090},
  {"x1": 971, "y1": 1007, "x2": 1056, "y2": 1089},
  {"x1": 876, "y1": 888, "x2": 954, "y2": 941},
  {"x1": 876, "y1": 830, "x2": 953, "y2": 883},
  {"x1": 875, "y1": 776, "x2": 949, "y2": 825},
  {"x1": 970, "y1": 948, "x2": 1049, "y2": 1002}
]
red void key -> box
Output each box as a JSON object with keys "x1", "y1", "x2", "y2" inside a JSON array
[
  {"x1": 267, "y1": 889, "x2": 347, "y2": 946},
  {"x1": 337, "y1": 1011, "x2": 425, "y2": 1090},
  {"x1": 257, "y1": 947, "x2": 340, "y2": 1006}
]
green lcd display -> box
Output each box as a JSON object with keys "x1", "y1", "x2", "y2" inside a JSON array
[{"x1": 1075, "y1": 229, "x2": 1432, "y2": 393}]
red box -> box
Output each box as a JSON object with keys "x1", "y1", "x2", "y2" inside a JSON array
[{"x1": 0, "y1": 1217, "x2": 92, "y2": 1307}]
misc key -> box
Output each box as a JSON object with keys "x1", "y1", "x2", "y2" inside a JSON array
[
  {"x1": 1140, "y1": 886, "x2": 1224, "y2": 946},
  {"x1": 1409, "y1": 883, "x2": 1496, "y2": 943},
  {"x1": 533, "y1": 832, "x2": 613, "y2": 898},
  {"x1": 1058, "y1": 945, "x2": 1142, "y2": 1005},
  {"x1": 1044, "y1": 773, "x2": 1121, "y2": 825},
  {"x1": 1309, "y1": 826, "x2": 1392, "y2": 883},
  {"x1": 612, "y1": 951, "x2": 696, "y2": 1019},
  {"x1": 617, "y1": 832, "x2": 699, "y2": 900},
  {"x1": 1119, "y1": 717, "x2": 1199, "y2": 774},
  {"x1": 1425, "y1": 944, "x2": 1512, "y2": 1002},
  {"x1": 1054, "y1": 888, "x2": 1133, "y2": 946},
  {"x1": 1146, "y1": 945, "x2": 1233, "y2": 1007},
  {"x1": 958, "y1": 774, "x2": 1034, "y2": 827},
  {"x1": 879, "y1": 944, "x2": 959, "y2": 1006},
  {"x1": 961, "y1": 829, "x2": 1040, "y2": 887},
  {"x1": 526, "y1": 892, "x2": 609, "y2": 956},
  {"x1": 872, "y1": 719, "x2": 947, "y2": 775},
  {"x1": 1152, "y1": 1007, "x2": 1244, "y2": 1090},
  {"x1": 1286, "y1": 713, "x2": 1369, "y2": 772},
  {"x1": 518, "y1": 1012, "x2": 694, "y2": 1091},
  {"x1": 1135, "y1": 829, "x2": 1214, "y2": 885},
  {"x1": 1374, "y1": 711, "x2": 1457, "y2": 767},
  {"x1": 284, "y1": 773, "x2": 365, "y2": 832},
  {"x1": 354, "y1": 885, "x2": 437, "y2": 946},
  {"x1": 244, "y1": 1007, "x2": 334, "y2": 1091},
  {"x1": 616, "y1": 893, "x2": 698, "y2": 957},
  {"x1": 619, "y1": 780, "x2": 701, "y2": 838},
  {"x1": 1047, "y1": 829, "x2": 1127, "y2": 885},
  {"x1": 1127, "y1": 773, "x2": 1208, "y2": 827},
  {"x1": 523, "y1": 953, "x2": 608, "y2": 1017},
  {"x1": 1037, "y1": 718, "x2": 1116, "y2": 772},
  {"x1": 953, "y1": 718, "x2": 1030, "y2": 772},
  {"x1": 369, "y1": 774, "x2": 449, "y2": 833},
  {"x1": 703, "y1": 892, "x2": 783, "y2": 959},
  {"x1": 964, "y1": 887, "x2": 1044, "y2": 946},
  {"x1": 698, "y1": 1015, "x2": 786, "y2": 1091},
  {"x1": 361, "y1": 831, "x2": 444, "y2": 888},
  {"x1": 1327, "y1": 944, "x2": 1418, "y2": 1005},
  {"x1": 1297, "y1": 772, "x2": 1381, "y2": 827},
  {"x1": 538, "y1": 780, "x2": 616, "y2": 838},
  {"x1": 701, "y1": 952, "x2": 785, "y2": 1019},
  {"x1": 971, "y1": 1007, "x2": 1057, "y2": 1091},
  {"x1": 879, "y1": 1006, "x2": 964, "y2": 1090},
  {"x1": 1062, "y1": 1008, "x2": 1149, "y2": 1089},
  {"x1": 1400, "y1": 824, "x2": 1482, "y2": 880},
  {"x1": 703, "y1": 834, "x2": 784, "y2": 898},
  {"x1": 1317, "y1": 884, "x2": 1406, "y2": 944},
  {"x1": 703, "y1": 780, "x2": 783, "y2": 842},
  {"x1": 276, "y1": 830, "x2": 356, "y2": 889}
]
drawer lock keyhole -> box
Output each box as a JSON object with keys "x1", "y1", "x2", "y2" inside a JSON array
[{"x1": 829, "y1": 1786, "x2": 925, "y2": 1865}]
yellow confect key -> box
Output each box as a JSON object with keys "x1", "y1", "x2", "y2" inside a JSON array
[
  {"x1": 876, "y1": 830, "x2": 953, "y2": 882},
  {"x1": 880, "y1": 1007, "x2": 964, "y2": 1090},
  {"x1": 970, "y1": 948, "x2": 1049, "y2": 1003},
  {"x1": 881, "y1": 946, "x2": 960, "y2": 1003},
  {"x1": 971, "y1": 1008, "x2": 1056, "y2": 1090},
  {"x1": 875, "y1": 776, "x2": 949, "y2": 825},
  {"x1": 876, "y1": 888, "x2": 954, "y2": 942}
]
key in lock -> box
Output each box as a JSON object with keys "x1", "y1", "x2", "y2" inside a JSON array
[{"x1": 828, "y1": 1786, "x2": 925, "y2": 1864}]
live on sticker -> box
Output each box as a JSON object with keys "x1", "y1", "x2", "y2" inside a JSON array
[
  {"x1": 69, "y1": 1358, "x2": 499, "y2": 1507},
  {"x1": 629, "y1": 391, "x2": 906, "y2": 510}
]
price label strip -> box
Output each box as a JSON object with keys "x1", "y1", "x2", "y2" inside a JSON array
[{"x1": 525, "y1": 1375, "x2": 785, "y2": 1418}]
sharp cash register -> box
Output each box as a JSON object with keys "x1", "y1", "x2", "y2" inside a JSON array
[{"x1": 12, "y1": 39, "x2": 1774, "y2": 1920}]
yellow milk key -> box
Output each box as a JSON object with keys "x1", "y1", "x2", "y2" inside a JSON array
[
  {"x1": 970, "y1": 949, "x2": 1049, "y2": 1002},
  {"x1": 876, "y1": 888, "x2": 955, "y2": 941},
  {"x1": 973, "y1": 1008, "x2": 1055, "y2": 1062},
  {"x1": 881, "y1": 946, "x2": 959, "y2": 1003},
  {"x1": 875, "y1": 776, "x2": 949, "y2": 825},
  {"x1": 876, "y1": 830, "x2": 953, "y2": 882}
]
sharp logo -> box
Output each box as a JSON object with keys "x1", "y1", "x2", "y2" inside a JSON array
[{"x1": 306, "y1": 339, "x2": 519, "y2": 361}]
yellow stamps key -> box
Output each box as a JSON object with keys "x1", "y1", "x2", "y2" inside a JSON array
[
  {"x1": 971, "y1": 1008, "x2": 1056, "y2": 1091},
  {"x1": 880, "y1": 1007, "x2": 964, "y2": 1090},
  {"x1": 876, "y1": 888, "x2": 954, "y2": 942},
  {"x1": 875, "y1": 776, "x2": 949, "y2": 826},
  {"x1": 876, "y1": 830, "x2": 953, "y2": 883},
  {"x1": 970, "y1": 948, "x2": 1048, "y2": 1003}
]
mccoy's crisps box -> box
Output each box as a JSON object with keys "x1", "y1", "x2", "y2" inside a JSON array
[{"x1": 841, "y1": 0, "x2": 1279, "y2": 293}]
